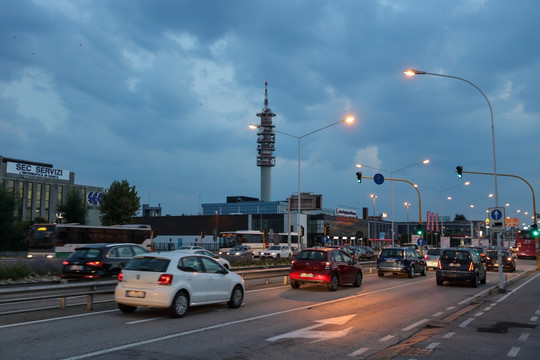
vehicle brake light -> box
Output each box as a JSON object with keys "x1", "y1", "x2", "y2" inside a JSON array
[
  {"x1": 118, "y1": 272, "x2": 123, "y2": 281},
  {"x1": 62, "y1": 260, "x2": 69, "y2": 265},
  {"x1": 468, "y1": 262, "x2": 474, "y2": 271},
  {"x1": 158, "y1": 274, "x2": 173, "y2": 285},
  {"x1": 86, "y1": 261, "x2": 103, "y2": 267},
  {"x1": 438, "y1": 259, "x2": 442, "y2": 270},
  {"x1": 322, "y1": 261, "x2": 331, "y2": 270}
]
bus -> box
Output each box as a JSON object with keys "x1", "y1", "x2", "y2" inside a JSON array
[
  {"x1": 26, "y1": 223, "x2": 153, "y2": 259},
  {"x1": 515, "y1": 228, "x2": 537, "y2": 258},
  {"x1": 218, "y1": 230, "x2": 299, "y2": 257}
]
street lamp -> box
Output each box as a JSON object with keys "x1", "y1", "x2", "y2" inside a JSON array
[
  {"x1": 355, "y1": 158, "x2": 429, "y2": 245},
  {"x1": 370, "y1": 194, "x2": 378, "y2": 244},
  {"x1": 404, "y1": 202, "x2": 411, "y2": 242},
  {"x1": 405, "y1": 68, "x2": 506, "y2": 292},
  {"x1": 249, "y1": 115, "x2": 354, "y2": 249}
]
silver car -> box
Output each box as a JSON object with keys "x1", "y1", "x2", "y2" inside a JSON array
[{"x1": 425, "y1": 248, "x2": 442, "y2": 270}]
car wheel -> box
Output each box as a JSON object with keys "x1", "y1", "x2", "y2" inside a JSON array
[
  {"x1": 118, "y1": 303, "x2": 137, "y2": 313},
  {"x1": 227, "y1": 285, "x2": 244, "y2": 308},
  {"x1": 291, "y1": 281, "x2": 300, "y2": 289},
  {"x1": 353, "y1": 271, "x2": 363, "y2": 287},
  {"x1": 471, "y1": 273, "x2": 479, "y2": 288},
  {"x1": 276, "y1": 254, "x2": 280, "y2": 259},
  {"x1": 436, "y1": 276, "x2": 443, "y2": 286},
  {"x1": 328, "y1": 274, "x2": 339, "y2": 291},
  {"x1": 408, "y1": 266, "x2": 415, "y2": 278},
  {"x1": 377, "y1": 270, "x2": 384, "y2": 277},
  {"x1": 170, "y1": 291, "x2": 189, "y2": 318},
  {"x1": 421, "y1": 265, "x2": 427, "y2": 276}
]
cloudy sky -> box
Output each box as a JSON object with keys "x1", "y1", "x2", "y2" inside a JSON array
[{"x1": 1, "y1": 0, "x2": 539, "y2": 226}]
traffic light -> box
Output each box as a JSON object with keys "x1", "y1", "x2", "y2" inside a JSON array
[
  {"x1": 324, "y1": 224, "x2": 330, "y2": 236},
  {"x1": 356, "y1": 172, "x2": 362, "y2": 183},
  {"x1": 456, "y1": 166, "x2": 463, "y2": 179},
  {"x1": 416, "y1": 227, "x2": 423, "y2": 236},
  {"x1": 531, "y1": 224, "x2": 539, "y2": 237}
]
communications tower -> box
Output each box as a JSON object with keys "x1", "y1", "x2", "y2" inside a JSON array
[{"x1": 255, "y1": 81, "x2": 276, "y2": 202}]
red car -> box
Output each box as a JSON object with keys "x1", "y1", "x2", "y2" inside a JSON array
[{"x1": 289, "y1": 247, "x2": 363, "y2": 291}]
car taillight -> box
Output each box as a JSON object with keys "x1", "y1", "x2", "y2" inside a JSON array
[
  {"x1": 438, "y1": 259, "x2": 442, "y2": 270},
  {"x1": 158, "y1": 274, "x2": 173, "y2": 285},
  {"x1": 62, "y1": 260, "x2": 69, "y2": 265},
  {"x1": 468, "y1": 262, "x2": 474, "y2": 271},
  {"x1": 322, "y1": 261, "x2": 331, "y2": 270},
  {"x1": 118, "y1": 272, "x2": 123, "y2": 281},
  {"x1": 86, "y1": 261, "x2": 103, "y2": 267},
  {"x1": 506, "y1": 257, "x2": 512, "y2": 261}
]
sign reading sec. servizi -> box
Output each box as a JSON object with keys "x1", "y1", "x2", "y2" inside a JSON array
[{"x1": 6, "y1": 161, "x2": 70, "y2": 181}]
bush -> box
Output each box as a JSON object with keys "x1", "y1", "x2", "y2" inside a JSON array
[{"x1": 0, "y1": 259, "x2": 62, "y2": 281}]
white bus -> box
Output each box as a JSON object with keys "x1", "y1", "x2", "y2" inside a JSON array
[
  {"x1": 26, "y1": 223, "x2": 153, "y2": 258},
  {"x1": 218, "y1": 230, "x2": 299, "y2": 257}
]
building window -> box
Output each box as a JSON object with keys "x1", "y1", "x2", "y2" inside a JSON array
[
  {"x1": 26, "y1": 182, "x2": 33, "y2": 220},
  {"x1": 36, "y1": 183, "x2": 42, "y2": 218},
  {"x1": 17, "y1": 181, "x2": 24, "y2": 220},
  {"x1": 45, "y1": 184, "x2": 51, "y2": 222},
  {"x1": 58, "y1": 185, "x2": 63, "y2": 206}
]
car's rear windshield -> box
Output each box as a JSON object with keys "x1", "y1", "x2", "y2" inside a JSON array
[
  {"x1": 488, "y1": 251, "x2": 510, "y2": 257},
  {"x1": 427, "y1": 249, "x2": 441, "y2": 255},
  {"x1": 68, "y1": 248, "x2": 102, "y2": 259},
  {"x1": 296, "y1": 251, "x2": 327, "y2": 261},
  {"x1": 440, "y1": 250, "x2": 470, "y2": 262},
  {"x1": 124, "y1": 257, "x2": 170, "y2": 272},
  {"x1": 380, "y1": 249, "x2": 404, "y2": 258}
]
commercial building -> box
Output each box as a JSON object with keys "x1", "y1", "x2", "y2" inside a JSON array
[{"x1": 0, "y1": 155, "x2": 103, "y2": 225}]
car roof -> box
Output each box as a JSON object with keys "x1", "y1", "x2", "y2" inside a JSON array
[
  {"x1": 134, "y1": 252, "x2": 206, "y2": 261},
  {"x1": 74, "y1": 243, "x2": 140, "y2": 250}
]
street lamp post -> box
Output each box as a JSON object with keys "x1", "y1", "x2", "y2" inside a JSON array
[
  {"x1": 405, "y1": 68, "x2": 505, "y2": 291},
  {"x1": 250, "y1": 116, "x2": 354, "y2": 249},
  {"x1": 371, "y1": 194, "x2": 377, "y2": 243},
  {"x1": 404, "y1": 202, "x2": 411, "y2": 242}
]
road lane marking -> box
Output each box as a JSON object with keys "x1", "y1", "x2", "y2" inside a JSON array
[
  {"x1": 530, "y1": 316, "x2": 538, "y2": 322},
  {"x1": 507, "y1": 347, "x2": 520, "y2": 357},
  {"x1": 426, "y1": 342, "x2": 439, "y2": 350},
  {"x1": 126, "y1": 317, "x2": 165, "y2": 325},
  {"x1": 348, "y1": 347, "x2": 369, "y2": 357},
  {"x1": 459, "y1": 317, "x2": 475, "y2": 328},
  {"x1": 518, "y1": 333, "x2": 529, "y2": 341},
  {"x1": 432, "y1": 311, "x2": 444, "y2": 317},
  {"x1": 0, "y1": 310, "x2": 118, "y2": 329},
  {"x1": 266, "y1": 315, "x2": 355, "y2": 342},
  {"x1": 474, "y1": 312, "x2": 484, "y2": 317},
  {"x1": 442, "y1": 331, "x2": 455, "y2": 339},
  {"x1": 379, "y1": 335, "x2": 394, "y2": 342},
  {"x1": 402, "y1": 319, "x2": 429, "y2": 331}
]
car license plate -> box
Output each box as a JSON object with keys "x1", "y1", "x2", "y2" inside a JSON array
[
  {"x1": 126, "y1": 290, "x2": 145, "y2": 298},
  {"x1": 449, "y1": 263, "x2": 460, "y2": 267},
  {"x1": 300, "y1": 273, "x2": 314, "y2": 278},
  {"x1": 69, "y1": 265, "x2": 84, "y2": 271}
]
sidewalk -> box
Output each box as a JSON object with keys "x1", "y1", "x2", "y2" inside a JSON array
[{"x1": 391, "y1": 270, "x2": 540, "y2": 359}]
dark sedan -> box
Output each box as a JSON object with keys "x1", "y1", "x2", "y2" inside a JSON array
[
  {"x1": 436, "y1": 248, "x2": 486, "y2": 287},
  {"x1": 377, "y1": 246, "x2": 427, "y2": 278},
  {"x1": 486, "y1": 250, "x2": 516, "y2": 272}
]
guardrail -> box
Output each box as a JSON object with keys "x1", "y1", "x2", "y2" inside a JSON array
[
  {"x1": 0, "y1": 280, "x2": 117, "y2": 311},
  {"x1": 0, "y1": 262, "x2": 378, "y2": 312}
]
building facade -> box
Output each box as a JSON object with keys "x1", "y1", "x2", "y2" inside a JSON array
[{"x1": 0, "y1": 155, "x2": 103, "y2": 225}]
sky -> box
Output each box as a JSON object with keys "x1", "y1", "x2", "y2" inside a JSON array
[{"x1": 1, "y1": 0, "x2": 539, "y2": 226}]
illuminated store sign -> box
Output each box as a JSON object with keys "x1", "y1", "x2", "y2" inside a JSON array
[{"x1": 6, "y1": 161, "x2": 70, "y2": 181}]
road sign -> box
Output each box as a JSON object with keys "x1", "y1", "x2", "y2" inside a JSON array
[
  {"x1": 488, "y1": 207, "x2": 505, "y2": 231},
  {"x1": 417, "y1": 238, "x2": 425, "y2": 246},
  {"x1": 373, "y1": 173, "x2": 385, "y2": 185}
]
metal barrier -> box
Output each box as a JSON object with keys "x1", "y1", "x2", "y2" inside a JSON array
[{"x1": 0, "y1": 280, "x2": 117, "y2": 311}]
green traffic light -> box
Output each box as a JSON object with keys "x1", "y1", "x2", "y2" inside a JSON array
[
  {"x1": 456, "y1": 166, "x2": 463, "y2": 179},
  {"x1": 356, "y1": 172, "x2": 362, "y2": 183}
]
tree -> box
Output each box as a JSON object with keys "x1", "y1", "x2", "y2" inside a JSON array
[
  {"x1": 454, "y1": 214, "x2": 467, "y2": 221},
  {"x1": 57, "y1": 188, "x2": 88, "y2": 224},
  {"x1": 0, "y1": 180, "x2": 16, "y2": 241},
  {"x1": 99, "y1": 180, "x2": 140, "y2": 225}
]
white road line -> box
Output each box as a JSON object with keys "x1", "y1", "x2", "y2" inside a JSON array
[
  {"x1": 530, "y1": 316, "x2": 538, "y2": 322},
  {"x1": 507, "y1": 347, "x2": 520, "y2": 357},
  {"x1": 126, "y1": 317, "x2": 165, "y2": 325},
  {"x1": 348, "y1": 347, "x2": 369, "y2": 357},
  {"x1": 497, "y1": 273, "x2": 540, "y2": 303},
  {"x1": 426, "y1": 342, "x2": 439, "y2": 350},
  {"x1": 483, "y1": 306, "x2": 493, "y2": 311},
  {"x1": 474, "y1": 312, "x2": 484, "y2": 317},
  {"x1": 446, "y1": 306, "x2": 455, "y2": 311},
  {"x1": 402, "y1": 318, "x2": 430, "y2": 331},
  {"x1": 379, "y1": 335, "x2": 394, "y2": 342},
  {"x1": 442, "y1": 331, "x2": 455, "y2": 339},
  {"x1": 0, "y1": 310, "x2": 118, "y2": 329},
  {"x1": 518, "y1": 333, "x2": 529, "y2": 341},
  {"x1": 535, "y1": 310, "x2": 540, "y2": 315},
  {"x1": 459, "y1": 317, "x2": 475, "y2": 328},
  {"x1": 432, "y1": 311, "x2": 444, "y2": 317}
]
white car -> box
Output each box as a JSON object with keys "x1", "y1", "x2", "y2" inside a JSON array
[
  {"x1": 174, "y1": 248, "x2": 231, "y2": 269},
  {"x1": 115, "y1": 252, "x2": 244, "y2": 318},
  {"x1": 260, "y1": 245, "x2": 292, "y2": 259}
]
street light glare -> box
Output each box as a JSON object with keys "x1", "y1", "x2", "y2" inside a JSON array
[
  {"x1": 422, "y1": 159, "x2": 430, "y2": 164},
  {"x1": 248, "y1": 124, "x2": 258, "y2": 130},
  {"x1": 344, "y1": 116, "x2": 355, "y2": 124},
  {"x1": 403, "y1": 69, "x2": 426, "y2": 77}
]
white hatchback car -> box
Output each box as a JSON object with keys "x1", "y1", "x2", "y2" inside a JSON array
[
  {"x1": 115, "y1": 252, "x2": 244, "y2": 318},
  {"x1": 260, "y1": 245, "x2": 292, "y2": 259}
]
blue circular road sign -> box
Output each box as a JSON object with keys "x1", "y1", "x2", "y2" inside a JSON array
[{"x1": 374, "y1": 173, "x2": 385, "y2": 185}]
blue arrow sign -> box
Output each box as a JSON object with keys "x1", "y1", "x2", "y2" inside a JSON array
[
  {"x1": 491, "y1": 209, "x2": 502, "y2": 221},
  {"x1": 373, "y1": 173, "x2": 385, "y2": 185}
]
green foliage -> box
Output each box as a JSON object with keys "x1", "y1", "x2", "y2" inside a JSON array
[
  {"x1": 99, "y1": 180, "x2": 141, "y2": 225},
  {"x1": 0, "y1": 259, "x2": 62, "y2": 280},
  {"x1": 0, "y1": 180, "x2": 16, "y2": 241},
  {"x1": 57, "y1": 188, "x2": 88, "y2": 224},
  {"x1": 454, "y1": 214, "x2": 467, "y2": 221}
]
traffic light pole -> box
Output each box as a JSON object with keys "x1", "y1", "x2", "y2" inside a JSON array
[
  {"x1": 363, "y1": 176, "x2": 422, "y2": 246},
  {"x1": 460, "y1": 169, "x2": 539, "y2": 271}
]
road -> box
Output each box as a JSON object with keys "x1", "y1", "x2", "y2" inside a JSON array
[{"x1": 0, "y1": 259, "x2": 539, "y2": 360}]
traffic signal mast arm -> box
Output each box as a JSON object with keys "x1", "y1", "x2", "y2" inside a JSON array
[
  {"x1": 362, "y1": 175, "x2": 422, "y2": 228},
  {"x1": 459, "y1": 170, "x2": 537, "y2": 226}
]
